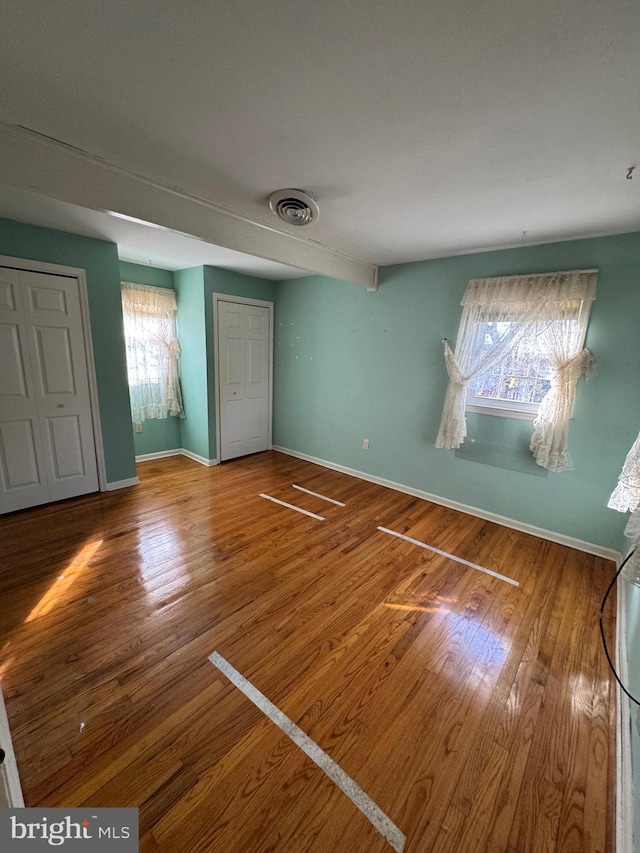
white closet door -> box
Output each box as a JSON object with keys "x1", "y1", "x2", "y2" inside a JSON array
[
  {"x1": 0, "y1": 268, "x2": 99, "y2": 513},
  {"x1": 218, "y1": 300, "x2": 270, "y2": 461}
]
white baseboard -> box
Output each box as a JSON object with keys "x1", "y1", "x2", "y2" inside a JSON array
[
  {"x1": 0, "y1": 683, "x2": 24, "y2": 807},
  {"x1": 104, "y1": 476, "x2": 140, "y2": 491},
  {"x1": 179, "y1": 449, "x2": 218, "y2": 467},
  {"x1": 135, "y1": 449, "x2": 182, "y2": 463},
  {"x1": 134, "y1": 449, "x2": 218, "y2": 467},
  {"x1": 272, "y1": 445, "x2": 621, "y2": 563},
  {"x1": 616, "y1": 576, "x2": 634, "y2": 853}
]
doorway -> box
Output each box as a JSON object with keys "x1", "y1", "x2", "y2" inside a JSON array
[{"x1": 213, "y1": 294, "x2": 273, "y2": 462}]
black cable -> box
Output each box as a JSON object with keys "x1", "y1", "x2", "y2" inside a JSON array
[{"x1": 599, "y1": 547, "x2": 640, "y2": 706}]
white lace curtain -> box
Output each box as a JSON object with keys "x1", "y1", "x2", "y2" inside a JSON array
[
  {"x1": 608, "y1": 432, "x2": 640, "y2": 583},
  {"x1": 435, "y1": 270, "x2": 597, "y2": 472},
  {"x1": 608, "y1": 431, "x2": 640, "y2": 513},
  {"x1": 121, "y1": 283, "x2": 184, "y2": 422}
]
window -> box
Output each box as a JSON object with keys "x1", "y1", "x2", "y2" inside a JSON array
[
  {"x1": 435, "y1": 270, "x2": 597, "y2": 472},
  {"x1": 466, "y1": 320, "x2": 555, "y2": 419},
  {"x1": 121, "y1": 283, "x2": 184, "y2": 423}
]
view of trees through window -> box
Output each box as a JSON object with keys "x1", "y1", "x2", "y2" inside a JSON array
[
  {"x1": 123, "y1": 316, "x2": 164, "y2": 388},
  {"x1": 470, "y1": 321, "x2": 553, "y2": 407}
]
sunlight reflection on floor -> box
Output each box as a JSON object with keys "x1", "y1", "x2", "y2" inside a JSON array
[
  {"x1": 26, "y1": 539, "x2": 104, "y2": 623},
  {"x1": 135, "y1": 521, "x2": 188, "y2": 604},
  {"x1": 1, "y1": 538, "x2": 104, "y2": 680}
]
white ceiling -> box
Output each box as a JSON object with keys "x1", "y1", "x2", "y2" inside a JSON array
[{"x1": 0, "y1": 0, "x2": 638, "y2": 278}]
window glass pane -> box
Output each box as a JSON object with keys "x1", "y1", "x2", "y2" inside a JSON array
[
  {"x1": 123, "y1": 315, "x2": 165, "y2": 386},
  {"x1": 470, "y1": 320, "x2": 556, "y2": 406}
]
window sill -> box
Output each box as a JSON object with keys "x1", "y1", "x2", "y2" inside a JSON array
[{"x1": 466, "y1": 403, "x2": 537, "y2": 422}]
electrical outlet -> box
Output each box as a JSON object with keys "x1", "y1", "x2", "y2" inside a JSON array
[
  {"x1": 363, "y1": 438, "x2": 370, "y2": 450},
  {"x1": 135, "y1": 422, "x2": 143, "y2": 433}
]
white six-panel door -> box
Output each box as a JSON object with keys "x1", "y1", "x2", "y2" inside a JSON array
[
  {"x1": 0, "y1": 267, "x2": 99, "y2": 513},
  {"x1": 218, "y1": 300, "x2": 271, "y2": 462}
]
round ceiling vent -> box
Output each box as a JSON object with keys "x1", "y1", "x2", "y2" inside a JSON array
[{"x1": 269, "y1": 189, "x2": 319, "y2": 227}]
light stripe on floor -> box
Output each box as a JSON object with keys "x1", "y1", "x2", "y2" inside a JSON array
[
  {"x1": 292, "y1": 484, "x2": 346, "y2": 507},
  {"x1": 259, "y1": 493, "x2": 325, "y2": 521},
  {"x1": 377, "y1": 526, "x2": 519, "y2": 587},
  {"x1": 208, "y1": 652, "x2": 406, "y2": 853}
]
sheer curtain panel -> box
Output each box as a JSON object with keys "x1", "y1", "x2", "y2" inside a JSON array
[
  {"x1": 435, "y1": 270, "x2": 597, "y2": 472},
  {"x1": 608, "y1": 431, "x2": 640, "y2": 583},
  {"x1": 608, "y1": 431, "x2": 640, "y2": 513},
  {"x1": 121, "y1": 283, "x2": 184, "y2": 422}
]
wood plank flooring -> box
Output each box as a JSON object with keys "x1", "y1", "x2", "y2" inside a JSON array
[{"x1": 0, "y1": 451, "x2": 617, "y2": 852}]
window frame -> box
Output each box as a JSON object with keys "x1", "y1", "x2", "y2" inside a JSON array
[{"x1": 466, "y1": 398, "x2": 538, "y2": 421}]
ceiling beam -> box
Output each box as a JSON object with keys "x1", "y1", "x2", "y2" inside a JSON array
[{"x1": 0, "y1": 122, "x2": 378, "y2": 289}]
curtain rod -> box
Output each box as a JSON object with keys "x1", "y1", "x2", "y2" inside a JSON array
[
  {"x1": 121, "y1": 281, "x2": 176, "y2": 295},
  {"x1": 473, "y1": 268, "x2": 598, "y2": 280}
]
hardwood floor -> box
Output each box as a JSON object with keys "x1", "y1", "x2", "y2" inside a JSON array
[{"x1": 0, "y1": 451, "x2": 616, "y2": 851}]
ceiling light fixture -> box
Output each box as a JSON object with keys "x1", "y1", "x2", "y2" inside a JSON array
[{"x1": 269, "y1": 189, "x2": 319, "y2": 226}]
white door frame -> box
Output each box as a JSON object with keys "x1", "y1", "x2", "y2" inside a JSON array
[
  {"x1": 212, "y1": 293, "x2": 274, "y2": 464},
  {"x1": 0, "y1": 254, "x2": 107, "y2": 492}
]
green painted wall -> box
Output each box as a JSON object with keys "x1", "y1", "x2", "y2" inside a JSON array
[
  {"x1": 273, "y1": 231, "x2": 640, "y2": 553},
  {"x1": 203, "y1": 266, "x2": 276, "y2": 456},
  {"x1": 0, "y1": 217, "x2": 135, "y2": 484},
  {"x1": 174, "y1": 267, "x2": 210, "y2": 460},
  {"x1": 119, "y1": 261, "x2": 182, "y2": 457},
  {"x1": 130, "y1": 417, "x2": 181, "y2": 458},
  {"x1": 203, "y1": 266, "x2": 276, "y2": 304},
  {"x1": 119, "y1": 260, "x2": 174, "y2": 290}
]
